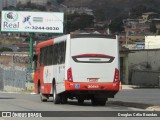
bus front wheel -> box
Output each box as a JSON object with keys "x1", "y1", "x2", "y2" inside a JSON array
[
  {"x1": 39, "y1": 84, "x2": 48, "y2": 102},
  {"x1": 40, "y1": 93, "x2": 48, "y2": 102},
  {"x1": 53, "y1": 84, "x2": 61, "y2": 104}
]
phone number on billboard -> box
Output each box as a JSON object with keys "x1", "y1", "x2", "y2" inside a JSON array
[{"x1": 25, "y1": 26, "x2": 59, "y2": 30}]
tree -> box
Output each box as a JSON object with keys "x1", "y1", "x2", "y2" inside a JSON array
[
  {"x1": 150, "y1": 21, "x2": 157, "y2": 33},
  {"x1": 109, "y1": 17, "x2": 124, "y2": 33},
  {"x1": 56, "y1": 0, "x2": 65, "y2": 4},
  {"x1": 3, "y1": 6, "x2": 16, "y2": 10},
  {"x1": 94, "y1": 8, "x2": 106, "y2": 21},
  {"x1": 129, "y1": 5, "x2": 147, "y2": 19},
  {"x1": 65, "y1": 13, "x2": 94, "y2": 33},
  {"x1": 47, "y1": 1, "x2": 51, "y2": 6},
  {"x1": 0, "y1": 47, "x2": 13, "y2": 52}
]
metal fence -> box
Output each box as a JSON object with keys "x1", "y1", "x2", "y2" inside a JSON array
[
  {"x1": 0, "y1": 64, "x2": 33, "y2": 92},
  {"x1": 0, "y1": 67, "x2": 4, "y2": 91},
  {"x1": 0, "y1": 52, "x2": 33, "y2": 92}
]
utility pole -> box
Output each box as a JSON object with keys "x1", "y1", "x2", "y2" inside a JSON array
[
  {"x1": 29, "y1": 33, "x2": 34, "y2": 69},
  {"x1": 125, "y1": 31, "x2": 128, "y2": 48}
]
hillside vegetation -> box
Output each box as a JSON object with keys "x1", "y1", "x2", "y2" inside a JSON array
[{"x1": 62, "y1": 0, "x2": 160, "y2": 19}]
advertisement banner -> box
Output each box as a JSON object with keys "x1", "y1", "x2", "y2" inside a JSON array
[{"x1": 1, "y1": 11, "x2": 64, "y2": 33}]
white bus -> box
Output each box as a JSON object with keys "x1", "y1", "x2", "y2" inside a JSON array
[{"x1": 33, "y1": 34, "x2": 121, "y2": 106}]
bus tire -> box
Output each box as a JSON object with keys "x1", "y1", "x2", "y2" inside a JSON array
[
  {"x1": 91, "y1": 98, "x2": 106, "y2": 106},
  {"x1": 78, "y1": 99, "x2": 84, "y2": 104},
  {"x1": 53, "y1": 84, "x2": 61, "y2": 104},
  {"x1": 40, "y1": 93, "x2": 48, "y2": 102},
  {"x1": 91, "y1": 98, "x2": 98, "y2": 106},
  {"x1": 39, "y1": 83, "x2": 48, "y2": 102},
  {"x1": 98, "y1": 100, "x2": 106, "y2": 106},
  {"x1": 61, "y1": 96, "x2": 68, "y2": 104},
  {"x1": 38, "y1": 81, "x2": 41, "y2": 94}
]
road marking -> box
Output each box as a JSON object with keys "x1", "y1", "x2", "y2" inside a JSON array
[{"x1": 0, "y1": 118, "x2": 5, "y2": 120}]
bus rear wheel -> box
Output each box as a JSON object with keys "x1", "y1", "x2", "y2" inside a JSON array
[
  {"x1": 53, "y1": 84, "x2": 61, "y2": 104},
  {"x1": 91, "y1": 98, "x2": 106, "y2": 106},
  {"x1": 61, "y1": 95, "x2": 68, "y2": 104},
  {"x1": 78, "y1": 99, "x2": 84, "y2": 104}
]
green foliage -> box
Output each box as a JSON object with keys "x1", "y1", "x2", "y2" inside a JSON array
[
  {"x1": 109, "y1": 17, "x2": 124, "y2": 34},
  {"x1": 3, "y1": 6, "x2": 16, "y2": 10},
  {"x1": 47, "y1": 2, "x2": 52, "y2": 6},
  {"x1": 64, "y1": 13, "x2": 94, "y2": 33},
  {"x1": 150, "y1": 22, "x2": 157, "y2": 33},
  {"x1": 94, "y1": 8, "x2": 106, "y2": 21},
  {"x1": 56, "y1": 0, "x2": 65, "y2": 4},
  {"x1": 0, "y1": 47, "x2": 13, "y2": 52},
  {"x1": 16, "y1": 2, "x2": 46, "y2": 11},
  {"x1": 129, "y1": 5, "x2": 147, "y2": 19}
]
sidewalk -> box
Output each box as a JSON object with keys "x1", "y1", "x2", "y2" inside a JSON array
[
  {"x1": 109, "y1": 85, "x2": 160, "y2": 111},
  {"x1": 122, "y1": 85, "x2": 134, "y2": 89}
]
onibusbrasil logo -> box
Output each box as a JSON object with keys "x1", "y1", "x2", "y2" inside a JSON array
[{"x1": 4, "y1": 12, "x2": 18, "y2": 22}]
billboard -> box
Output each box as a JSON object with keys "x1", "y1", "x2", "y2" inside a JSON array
[{"x1": 1, "y1": 11, "x2": 64, "y2": 33}]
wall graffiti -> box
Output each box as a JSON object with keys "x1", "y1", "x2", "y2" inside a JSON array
[
  {"x1": 0, "y1": 52, "x2": 30, "y2": 64},
  {"x1": 13, "y1": 56, "x2": 29, "y2": 64},
  {"x1": 0, "y1": 52, "x2": 33, "y2": 91}
]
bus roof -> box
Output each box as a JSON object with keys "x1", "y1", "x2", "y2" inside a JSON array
[
  {"x1": 36, "y1": 39, "x2": 54, "y2": 49},
  {"x1": 71, "y1": 34, "x2": 116, "y2": 39}
]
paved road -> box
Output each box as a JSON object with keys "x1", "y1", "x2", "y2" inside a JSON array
[
  {"x1": 109, "y1": 88, "x2": 160, "y2": 111},
  {"x1": 0, "y1": 89, "x2": 160, "y2": 120},
  {"x1": 0, "y1": 92, "x2": 142, "y2": 111},
  {"x1": 111, "y1": 88, "x2": 160, "y2": 106}
]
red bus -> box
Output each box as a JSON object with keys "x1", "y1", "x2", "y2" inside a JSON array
[{"x1": 33, "y1": 34, "x2": 121, "y2": 105}]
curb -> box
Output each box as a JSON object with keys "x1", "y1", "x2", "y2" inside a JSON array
[
  {"x1": 146, "y1": 106, "x2": 160, "y2": 111},
  {"x1": 108, "y1": 101, "x2": 160, "y2": 111},
  {"x1": 122, "y1": 85, "x2": 160, "y2": 89},
  {"x1": 122, "y1": 85, "x2": 134, "y2": 90}
]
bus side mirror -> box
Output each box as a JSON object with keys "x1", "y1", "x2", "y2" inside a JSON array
[{"x1": 33, "y1": 54, "x2": 38, "y2": 61}]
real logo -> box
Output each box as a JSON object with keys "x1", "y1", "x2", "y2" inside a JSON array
[
  {"x1": 4, "y1": 12, "x2": 18, "y2": 22},
  {"x1": 3, "y1": 12, "x2": 19, "y2": 30}
]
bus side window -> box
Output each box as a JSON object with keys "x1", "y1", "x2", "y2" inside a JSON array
[
  {"x1": 52, "y1": 44, "x2": 58, "y2": 65},
  {"x1": 52, "y1": 45, "x2": 55, "y2": 65},
  {"x1": 58, "y1": 41, "x2": 66, "y2": 64},
  {"x1": 47, "y1": 45, "x2": 54, "y2": 65},
  {"x1": 57, "y1": 43, "x2": 61, "y2": 64},
  {"x1": 44, "y1": 47, "x2": 48, "y2": 65},
  {"x1": 40, "y1": 48, "x2": 43, "y2": 66},
  {"x1": 40, "y1": 47, "x2": 46, "y2": 66},
  {"x1": 63, "y1": 41, "x2": 66, "y2": 63}
]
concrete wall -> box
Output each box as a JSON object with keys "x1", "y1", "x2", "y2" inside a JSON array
[
  {"x1": 129, "y1": 49, "x2": 160, "y2": 71},
  {"x1": 128, "y1": 49, "x2": 160, "y2": 85},
  {"x1": 132, "y1": 70, "x2": 160, "y2": 86}
]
